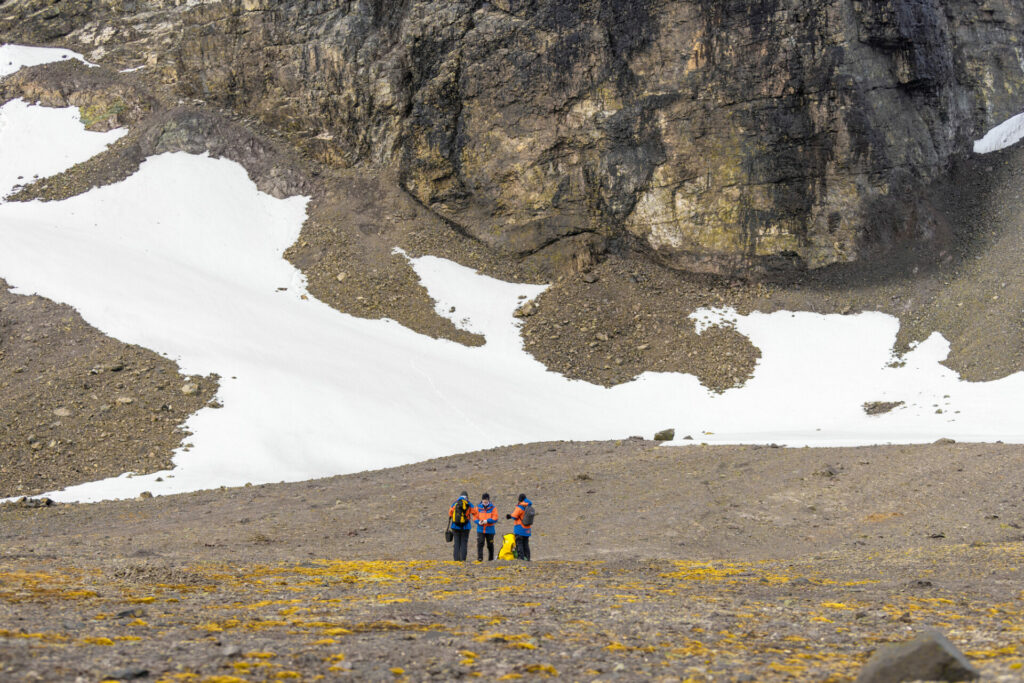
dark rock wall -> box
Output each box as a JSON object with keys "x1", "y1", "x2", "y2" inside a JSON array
[{"x1": 2, "y1": 0, "x2": 1022, "y2": 275}]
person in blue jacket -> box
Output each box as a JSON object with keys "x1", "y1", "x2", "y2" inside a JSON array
[
  {"x1": 448, "y1": 491, "x2": 475, "y2": 562},
  {"x1": 506, "y1": 493, "x2": 533, "y2": 561}
]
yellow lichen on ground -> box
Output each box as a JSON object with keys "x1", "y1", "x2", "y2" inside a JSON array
[
  {"x1": 659, "y1": 561, "x2": 793, "y2": 585},
  {"x1": 2, "y1": 547, "x2": 1023, "y2": 680},
  {"x1": 0, "y1": 629, "x2": 68, "y2": 642}
]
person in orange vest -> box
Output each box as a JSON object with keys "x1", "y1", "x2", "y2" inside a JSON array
[
  {"x1": 506, "y1": 493, "x2": 533, "y2": 561},
  {"x1": 474, "y1": 493, "x2": 498, "y2": 561},
  {"x1": 448, "y1": 491, "x2": 475, "y2": 562}
]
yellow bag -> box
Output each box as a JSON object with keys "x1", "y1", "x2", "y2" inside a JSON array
[{"x1": 498, "y1": 533, "x2": 517, "y2": 560}]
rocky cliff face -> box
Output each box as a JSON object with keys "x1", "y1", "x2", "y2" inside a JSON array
[{"x1": 3, "y1": 0, "x2": 1023, "y2": 276}]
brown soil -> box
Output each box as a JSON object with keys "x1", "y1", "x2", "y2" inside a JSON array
[
  {"x1": 2, "y1": 440, "x2": 1024, "y2": 681},
  {"x1": 0, "y1": 279, "x2": 216, "y2": 499}
]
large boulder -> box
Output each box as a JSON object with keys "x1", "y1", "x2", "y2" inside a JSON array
[{"x1": 855, "y1": 629, "x2": 980, "y2": 683}]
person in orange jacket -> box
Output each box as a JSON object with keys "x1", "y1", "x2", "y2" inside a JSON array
[
  {"x1": 474, "y1": 493, "x2": 498, "y2": 561},
  {"x1": 506, "y1": 493, "x2": 533, "y2": 561}
]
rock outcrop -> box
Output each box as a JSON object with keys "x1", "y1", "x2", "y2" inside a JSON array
[{"x1": 2, "y1": 0, "x2": 1023, "y2": 276}]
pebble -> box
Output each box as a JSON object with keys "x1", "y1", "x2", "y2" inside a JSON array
[
  {"x1": 513, "y1": 302, "x2": 536, "y2": 318},
  {"x1": 181, "y1": 383, "x2": 199, "y2": 395},
  {"x1": 12, "y1": 496, "x2": 54, "y2": 508}
]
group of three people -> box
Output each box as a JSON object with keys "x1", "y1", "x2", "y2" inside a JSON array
[{"x1": 448, "y1": 491, "x2": 533, "y2": 562}]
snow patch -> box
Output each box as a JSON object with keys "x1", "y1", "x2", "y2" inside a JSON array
[
  {"x1": 398, "y1": 248, "x2": 547, "y2": 353},
  {"x1": 0, "y1": 99, "x2": 126, "y2": 198},
  {"x1": 973, "y1": 111, "x2": 1024, "y2": 154},
  {"x1": 0, "y1": 43, "x2": 96, "y2": 79},
  {"x1": 690, "y1": 307, "x2": 739, "y2": 334}
]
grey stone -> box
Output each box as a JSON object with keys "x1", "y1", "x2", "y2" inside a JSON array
[
  {"x1": 10, "y1": 496, "x2": 55, "y2": 508},
  {"x1": 863, "y1": 401, "x2": 905, "y2": 416},
  {"x1": 854, "y1": 629, "x2": 980, "y2": 683},
  {"x1": 513, "y1": 302, "x2": 536, "y2": 318},
  {"x1": 116, "y1": 607, "x2": 146, "y2": 618}
]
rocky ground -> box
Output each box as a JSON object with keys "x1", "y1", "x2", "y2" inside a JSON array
[
  {"x1": 2, "y1": 440, "x2": 1024, "y2": 681},
  {"x1": 0, "y1": 279, "x2": 216, "y2": 499}
]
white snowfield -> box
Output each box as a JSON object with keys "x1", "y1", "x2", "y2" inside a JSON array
[{"x1": 2, "y1": 49, "x2": 1024, "y2": 503}]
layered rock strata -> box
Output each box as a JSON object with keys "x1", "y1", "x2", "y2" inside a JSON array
[{"x1": 2, "y1": 0, "x2": 1023, "y2": 275}]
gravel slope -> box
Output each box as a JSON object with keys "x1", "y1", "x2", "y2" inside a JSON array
[{"x1": 0, "y1": 279, "x2": 216, "y2": 499}]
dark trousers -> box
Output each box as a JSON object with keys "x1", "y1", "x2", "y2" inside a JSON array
[
  {"x1": 515, "y1": 534, "x2": 531, "y2": 561},
  {"x1": 452, "y1": 528, "x2": 470, "y2": 561},
  {"x1": 477, "y1": 531, "x2": 495, "y2": 561}
]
